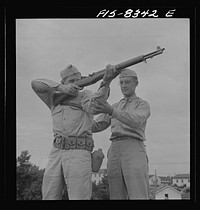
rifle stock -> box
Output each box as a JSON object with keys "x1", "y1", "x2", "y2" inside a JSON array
[{"x1": 54, "y1": 46, "x2": 165, "y2": 105}]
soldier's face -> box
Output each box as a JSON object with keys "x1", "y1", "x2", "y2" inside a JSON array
[{"x1": 119, "y1": 77, "x2": 138, "y2": 97}]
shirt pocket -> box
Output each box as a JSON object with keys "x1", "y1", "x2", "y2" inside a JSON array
[
  {"x1": 51, "y1": 106, "x2": 63, "y2": 127},
  {"x1": 68, "y1": 106, "x2": 84, "y2": 122}
]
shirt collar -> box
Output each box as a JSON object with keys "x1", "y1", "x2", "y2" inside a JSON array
[{"x1": 122, "y1": 93, "x2": 137, "y2": 102}]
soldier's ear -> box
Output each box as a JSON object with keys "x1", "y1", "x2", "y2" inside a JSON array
[{"x1": 133, "y1": 77, "x2": 138, "y2": 86}]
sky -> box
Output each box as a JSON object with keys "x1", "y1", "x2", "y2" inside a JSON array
[{"x1": 16, "y1": 18, "x2": 190, "y2": 176}]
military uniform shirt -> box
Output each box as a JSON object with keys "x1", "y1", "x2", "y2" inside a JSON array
[
  {"x1": 93, "y1": 94, "x2": 150, "y2": 141},
  {"x1": 31, "y1": 79, "x2": 110, "y2": 138}
]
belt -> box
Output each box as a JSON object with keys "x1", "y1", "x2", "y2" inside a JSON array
[
  {"x1": 110, "y1": 135, "x2": 142, "y2": 141},
  {"x1": 53, "y1": 134, "x2": 94, "y2": 152}
]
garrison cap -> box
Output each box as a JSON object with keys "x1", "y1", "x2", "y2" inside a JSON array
[
  {"x1": 60, "y1": 64, "x2": 80, "y2": 80},
  {"x1": 119, "y1": 69, "x2": 138, "y2": 79}
]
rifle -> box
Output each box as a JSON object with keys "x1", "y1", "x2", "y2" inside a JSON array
[{"x1": 54, "y1": 46, "x2": 165, "y2": 105}]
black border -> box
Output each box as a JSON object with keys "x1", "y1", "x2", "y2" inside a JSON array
[{"x1": 4, "y1": 4, "x2": 197, "y2": 207}]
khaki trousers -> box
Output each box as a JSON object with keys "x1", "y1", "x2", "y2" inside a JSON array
[
  {"x1": 42, "y1": 147, "x2": 92, "y2": 200},
  {"x1": 107, "y1": 138, "x2": 149, "y2": 200}
]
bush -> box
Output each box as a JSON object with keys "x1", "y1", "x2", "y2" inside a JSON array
[
  {"x1": 16, "y1": 150, "x2": 44, "y2": 200},
  {"x1": 91, "y1": 172, "x2": 109, "y2": 200}
]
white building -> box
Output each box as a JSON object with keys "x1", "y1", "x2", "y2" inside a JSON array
[
  {"x1": 159, "y1": 176, "x2": 172, "y2": 185},
  {"x1": 149, "y1": 175, "x2": 171, "y2": 186},
  {"x1": 153, "y1": 185, "x2": 182, "y2": 200},
  {"x1": 171, "y1": 174, "x2": 190, "y2": 187},
  {"x1": 92, "y1": 169, "x2": 107, "y2": 184}
]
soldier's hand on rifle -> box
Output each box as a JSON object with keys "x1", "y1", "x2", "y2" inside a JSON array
[
  {"x1": 103, "y1": 64, "x2": 117, "y2": 85},
  {"x1": 57, "y1": 84, "x2": 81, "y2": 96}
]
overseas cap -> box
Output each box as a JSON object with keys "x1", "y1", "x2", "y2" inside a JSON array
[
  {"x1": 119, "y1": 69, "x2": 137, "y2": 79},
  {"x1": 60, "y1": 64, "x2": 80, "y2": 79}
]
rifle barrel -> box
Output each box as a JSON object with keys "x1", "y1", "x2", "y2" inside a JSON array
[
  {"x1": 143, "y1": 47, "x2": 165, "y2": 60},
  {"x1": 54, "y1": 46, "x2": 165, "y2": 105}
]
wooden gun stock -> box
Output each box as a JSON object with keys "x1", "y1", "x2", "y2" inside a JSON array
[{"x1": 54, "y1": 46, "x2": 165, "y2": 105}]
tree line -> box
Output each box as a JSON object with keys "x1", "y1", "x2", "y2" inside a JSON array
[{"x1": 16, "y1": 150, "x2": 109, "y2": 200}]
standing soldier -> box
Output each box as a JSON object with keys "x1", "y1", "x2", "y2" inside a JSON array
[
  {"x1": 92, "y1": 67, "x2": 150, "y2": 199},
  {"x1": 31, "y1": 64, "x2": 116, "y2": 200}
]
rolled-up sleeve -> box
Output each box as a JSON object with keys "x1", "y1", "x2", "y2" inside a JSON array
[
  {"x1": 112, "y1": 101, "x2": 150, "y2": 129},
  {"x1": 31, "y1": 79, "x2": 60, "y2": 109},
  {"x1": 92, "y1": 113, "x2": 111, "y2": 133},
  {"x1": 93, "y1": 86, "x2": 110, "y2": 101}
]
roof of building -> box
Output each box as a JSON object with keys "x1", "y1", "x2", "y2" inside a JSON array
[
  {"x1": 149, "y1": 175, "x2": 155, "y2": 179},
  {"x1": 152, "y1": 184, "x2": 182, "y2": 195},
  {"x1": 159, "y1": 176, "x2": 171, "y2": 181},
  {"x1": 149, "y1": 175, "x2": 171, "y2": 180},
  {"x1": 172, "y1": 174, "x2": 190, "y2": 179}
]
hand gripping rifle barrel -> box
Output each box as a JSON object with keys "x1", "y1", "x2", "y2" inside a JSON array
[{"x1": 54, "y1": 46, "x2": 165, "y2": 105}]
